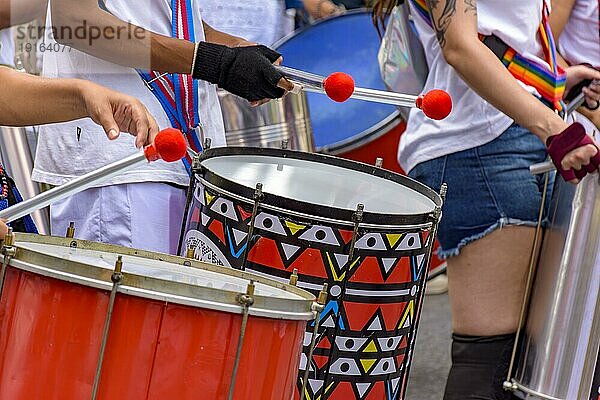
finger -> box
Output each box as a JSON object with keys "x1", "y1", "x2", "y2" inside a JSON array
[
  {"x1": 274, "y1": 56, "x2": 283, "y2": 66},
  {"x1": 0, "y1": 220, "x2": 8, "y2": 239},
  {"x1": 133, "y1": 114, "x2": 150, "y2": 149},
  {"x1": 277, "y1": 77, "x2": 295, "y2": 92},
  {"x1": 147, "y1": 114, "x2": 160, "y2": 143},
  {"x1": 95, "y1": 106, "x2": 121, "y2": 141}
]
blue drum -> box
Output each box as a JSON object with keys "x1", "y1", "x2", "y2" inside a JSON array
[{"x1": 275, "y1": 10, "x2": 402, "y2": 155}]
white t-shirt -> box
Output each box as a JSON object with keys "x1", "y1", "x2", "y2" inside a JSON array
[
  {"x1": 0, "y1": 29, "x2": 15, "y2": 67},
  {"x1": 558, "y1": 0, "x2": 599, "y2": 66},
  {"x1": 199, "y1": 0, "x2": 294, "y2": 45},
  {"x1": 32, "y1": 0, "x2": 226, "y2": 187},
  {"x1": 399, "y1": 0, "x2": 548, "y2": 172}
]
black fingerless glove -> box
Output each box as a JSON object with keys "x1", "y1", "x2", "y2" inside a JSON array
[{"x1": 192, "y1": 42, "x2": 286, "y2": 102}]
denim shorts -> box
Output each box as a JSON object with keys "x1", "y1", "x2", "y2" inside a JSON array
[{"x1": 408, "y1": 123, "x2": 554, "y2": 259}]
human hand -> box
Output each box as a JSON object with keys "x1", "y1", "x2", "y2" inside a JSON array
[
  {"x1": 79, "y1": 82, "x2": 160, "y2": 148},
  {"x1": 564, "y1": 65, "x2": 600, "y2": 109},
  {"x1": 192, "y1": 42, "x2": 294, "y2": 104},
  {"x1": 547, "y1": 122, "x2": 600, "y2": 183}
]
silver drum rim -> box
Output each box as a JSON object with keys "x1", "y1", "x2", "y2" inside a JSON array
[{"x1": 6, "y1": 233, "x2": 316, "y2": 321}]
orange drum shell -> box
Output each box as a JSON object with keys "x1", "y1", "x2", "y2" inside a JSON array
[{"x1": 0, "y1": 266, "x2": 305, "y2": 400}]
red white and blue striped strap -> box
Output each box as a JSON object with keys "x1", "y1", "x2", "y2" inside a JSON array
[{"x1": 138, "y1": 0, "x2": 202, "y2": 173}]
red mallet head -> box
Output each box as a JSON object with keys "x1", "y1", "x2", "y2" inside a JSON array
[
  {"x1": 416, "y1": 89, "x2": 453, "y2": 120},
  {"x1": 144, "y1": 128, "x2": 188, "y2": 162},
  {"x1": 323, "y1": 72, "x2": 355, "y2": 102}
]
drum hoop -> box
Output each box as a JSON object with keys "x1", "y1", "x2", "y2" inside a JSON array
[
  {"x1": 9, "y1": 233, "x2": 316, "y2": 321},
  {"x1": 274, "y1": 9, "x2": 402, "y2": 153},
  {"x1": 199, "y1": 177, "x2": 433, "y2": 231},
  {"x1": 318, "y1": 110, "x2": 403, "y2": 155},
  {"x1": 197, "y1": 147, "x2": 442, "y2": 226}
]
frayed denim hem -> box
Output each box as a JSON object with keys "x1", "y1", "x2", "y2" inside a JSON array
[{"x1": 437, "y1": 217, "x2": 544, "y2": 260}]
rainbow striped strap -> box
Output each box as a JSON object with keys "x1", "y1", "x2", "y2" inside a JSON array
[
  {"x1": 137, "y1": 0, "x2": 202, "y2": 173},
  {"x1": 409, "y1": 0, "x2": 566, "y2": 111}
]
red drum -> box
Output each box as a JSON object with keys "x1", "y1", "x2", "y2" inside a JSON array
[
  {"x1": 181, "y1": 148, "x2": 443, "y2": 400},
  {"x1": 0, "y1": 233, "x2": 315, "y2": 400},
  {"x1": 275, "y1": 11, "x2": 446, "y2": 278}
]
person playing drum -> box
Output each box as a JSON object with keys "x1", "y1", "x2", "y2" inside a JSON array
[
  {"x1": 550, "y1": 0, "x2": 600, "y2": 131},
  {"x1": 373, "y1": 0, "x2": 600, "y2": 399},
  {"x1": 0, "y1": 65, "x2": 162, "y2": 240},
  {"x1": 31, "y1": 0, "x2": 294, "y2": 255}
]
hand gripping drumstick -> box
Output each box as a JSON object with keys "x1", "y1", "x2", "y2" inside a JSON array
[
  {"x1": 529, "y1": 91, "x2": 590, "y2": 175},
  {"x1": 0, "y1": 128, "x2": 188, "y2": 224},
  {"x1": 278, "y1": 66, "x2": 453, "y2": 120}
]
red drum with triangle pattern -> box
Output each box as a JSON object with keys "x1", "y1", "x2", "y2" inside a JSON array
[{"x1": 180, "y1": 148, "x2": 443, "y2": 400}]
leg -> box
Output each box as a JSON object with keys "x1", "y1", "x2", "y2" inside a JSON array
[{"x1": 444, "y1": 226, "x2": 535, "y2": 400}]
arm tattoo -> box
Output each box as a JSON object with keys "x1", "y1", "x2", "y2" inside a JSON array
[
  {"x1": 425, "y1": 0, "x2": 457, "y2": 48},
  {"x1": 464, "y1": 0, "x2": 477, "y2": 15}
]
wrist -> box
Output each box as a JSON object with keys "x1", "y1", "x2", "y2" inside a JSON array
[
  {"x1": 192, "y1": 41, "x2": 230, "y2": 84},
  {"x1": 524, "y1": 109, "x2": 568, "y2": 144},
  {"x1": 71, "y1": 79, "x2": 94, "y2": 118}
]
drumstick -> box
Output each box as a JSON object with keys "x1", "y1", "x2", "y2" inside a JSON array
[
  {"x1": 529, "y1": 92, "x2": 590, "y2": 175},
  {"x1": 0, "y1": 128, "x2": 188, "y2": 224},
  {"x1": 278, "y1": 66, "x2": 453, "y2": 120}
]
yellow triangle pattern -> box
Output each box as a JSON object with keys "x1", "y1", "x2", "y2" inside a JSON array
[
  {"x1": 326, "y1": 253, "x2": 346, "y2": 282},
  {"x1": 398, "y1": 300, "x2": 414, "y2": 329},
  {"x1": 349, "y1": 257, "x2": 361, "y2": 271},
  {"x1": 204, "y1": 191, "x2": 215, "y2": 206},
  {"x1": 363, "y1": 340, "x2": 378, "y2": 353},
  {"x1": 285, "y1": 220, "x2": 306, "y2": 236},
  {"x1": 386, "y1": 233, "x2": 403, "y2": 248},
  {"x1": 360, "y1": 359, "x2": 377, "y2": 374}
]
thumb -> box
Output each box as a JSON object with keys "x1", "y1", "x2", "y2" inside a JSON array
[{"x1": 94, "y1": 106, "x2": 121, "y2": 141}]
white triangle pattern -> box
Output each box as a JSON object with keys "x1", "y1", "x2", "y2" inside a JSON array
[
  {"x1": 232, "y1": 228, "x2": 247, "y2": 246},
  {"x1": 322, "y1": 314, "x2": 337, "y2": 328},
  {"x1": 308, "y1": 379, "x2": 324, "y2": 393},
  {"x1": 367, "y1": 315, "x2": 383, "y2": 331},
  {"x1": 355, "y1": 382, "x2": 372, "y2": 397},
  {"x1": 382, "y1": 258, "x2": 397, "y2": 274},
  {"x1": 281, "y1": 243, "x2": 301, "y2": 260},
  {"x1": 201, "y1": 213, "x2": 210, "y2": 227},
  {"x1": 391, "y1": 377, "x2": 401, "y2": 392},
  {"x1": 334, "y1": 253, "x2": 349, "y2": 268}
]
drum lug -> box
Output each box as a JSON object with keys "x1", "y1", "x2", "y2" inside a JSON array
[
  {"x1": 439, "y1": 182, "x2": 448, "y2": 202},
  {"x1": 91, "y1": 256, "x2": 124, "y2": 400},
  {"x1": 348, "y1": 204, "x2": 364, "y2": 261},
  {"x1": 203, "y1": 137, "x2": 212, "y2": 151},
  {"x1": 289, "y1": 268, "x2": 299, "y2": 286},
  {"x1": 185, "y1": 244, "x2": 197, "y2": 260},
  {"x1": 281, "y1": 139, "x2": 289, "y2": 150},
  {"x1": 0, "y1": 228, "x2": 16, "y2": 298},
  {"x1": 241, "y1": 184, "x2": 264, "y2": 271},
  {"x1": 375, "y1": 157, "x2": 384, "y2": 168},
  {"x1": 503, "y1": 380, "x2": 518, "y2": 392},
  {"x1": 66, "y1": 221, "x2": 76, "y2": 238},
  {"x1": 301, "y1": 284, "x2": 329, "y2": 400},
  {"x1": 228, "y1": 281, "x2": 256, "y2": 400}
]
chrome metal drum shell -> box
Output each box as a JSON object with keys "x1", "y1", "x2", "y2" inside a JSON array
[
  {"x1": 513, "y1": 176, "x2": 600, "y2": 400},
  {"x1": 219, "y1": 90, "x2": 315, "y2": 152}
]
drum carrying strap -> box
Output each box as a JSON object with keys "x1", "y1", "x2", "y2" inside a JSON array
[
  {"x1": 97, "y1": 0, "x2": 203, "y2": 173},
  {"x1": 409, "y1": 0, "x2": 566, "y2": 112},
  {"x1": 0, "y1": 164, "x2": 37, "y2": 234}
]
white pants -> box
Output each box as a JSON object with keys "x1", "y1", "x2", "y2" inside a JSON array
[{"x1": 50, "y1": 182, "x2": 187, "y2": 255}]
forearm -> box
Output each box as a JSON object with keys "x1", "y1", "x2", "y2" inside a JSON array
[
  {"x1": 0, "y1": 0, "x2": 47, "y2": 29},
  {"x1": 444, "y1": 41, "x2": 567, "y2": 142},
  {"x1": 203, "y1": 22, "x2": 245, "y2": 47},
  {"x1": 0, "y1": 67, "x2": 88, "y2": 125},
  {"x1": 51, "y1": 0, "x2": 194, "y2": 74}
]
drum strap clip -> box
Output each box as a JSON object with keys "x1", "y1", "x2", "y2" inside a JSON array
[{"x1": 0, "y1": 228, "x2": 16, "y2": 299}]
